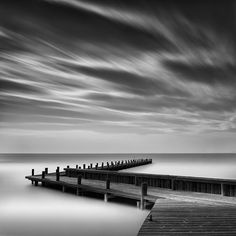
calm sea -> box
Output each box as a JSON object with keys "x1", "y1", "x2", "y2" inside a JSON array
[{"x1": 0, "y1": 153, "x2": 236, "y2": 236}]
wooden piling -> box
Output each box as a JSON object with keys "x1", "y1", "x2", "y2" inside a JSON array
[
  {"x1": 56, "y1": 170, "x2": 60, "y2": 181},
  {"x1": 76, "y1": 164, "x2": 78, "y2": 169},
  {"x1": 45, "y1": 168, "x2": 48, "y2": 175},
  {"x1": 141, "y1": 182, "x2": 148, "y2": 210},
  {"x1": 137, "y1": 201, "x2": 140, "y2": 208},
  {"x1": 62, "y1": 185, "x2": 65, "y2": 192},
  {"x1": 106, "y1": 179, "x2": 110, "y2": 189},
  {"x1": 104, "y1": 193, "x2": 108, "y2": 202},
  {"x1": 83, "y1": 164, "x2": 86, "y2": 169},
  {"x1": 42, "y1": 171, "x2": 45, "y2": 186},
  {"x1": 31, "y1": 169, "x2": 34, "y2": 184}
]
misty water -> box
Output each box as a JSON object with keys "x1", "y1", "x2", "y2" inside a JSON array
[{"x1": 1, "y1": 153, "x2": 236, "y2": 236}]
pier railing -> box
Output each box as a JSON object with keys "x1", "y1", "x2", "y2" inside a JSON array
[{"x1": 64, "y1": 168, "x2": 236, "y2": 197}]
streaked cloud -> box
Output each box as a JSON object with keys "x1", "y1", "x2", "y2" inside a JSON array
[{"x1": 0, "y1": 0, "x2": 235, "y2": 139}]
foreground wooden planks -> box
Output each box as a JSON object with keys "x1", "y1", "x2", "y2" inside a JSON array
[
  {"x1": 26, "y1": 172, "x2": 236, "y2": 235},
  {"x1": 138, "y1": 199, "x2": 236, "y2": 236}
]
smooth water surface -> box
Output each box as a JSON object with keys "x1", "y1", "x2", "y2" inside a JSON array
[{"x1": 1, "y1": 153, "x2": 236, "y2": 236}]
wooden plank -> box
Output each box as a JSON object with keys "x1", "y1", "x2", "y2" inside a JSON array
[{"x1": 138, "y1": 199, "x2": 236, "y2": 236}]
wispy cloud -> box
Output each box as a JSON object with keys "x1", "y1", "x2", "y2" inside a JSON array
[{"x1": 0, "y1": 0, "x2": 235, "y2": 138}]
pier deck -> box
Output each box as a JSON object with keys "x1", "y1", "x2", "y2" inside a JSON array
[
  {"x1": 25, "y1": 159, "x2": 236, "y2": 236},
  {"x1": 26, "y1": 173, "x2": 157, "y2": 203},
  {"x1": 138, "y1": 198, "x2": 236, "y2": 236}
]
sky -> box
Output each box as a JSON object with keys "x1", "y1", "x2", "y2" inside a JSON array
[{"x1": 0, "y1": 0, "x2": 236, "y2": 153}]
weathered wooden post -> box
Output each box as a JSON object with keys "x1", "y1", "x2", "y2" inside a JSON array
[
  {"x1": 45, "y1": 168, "x2": 48, "y2": 175},
  {"x1": 141, "y1": 182, "x2": 148, "y2": 210},
  {"x1": 56, "y1": 169, "x2": 60, "y2": 181},
  {"x1": 90, "y1": 163, "x2": 93, "y2": 168},
  {"x1": 83, "y1": 164, "x2": 86, "y2": 169},
  {"x1": 65, "y1": 165, "x2": 70, "y2": 177},
  {"x1": 31, "y1": 169, "x2": 34, "y2": 184},
  {"x1": 101, "y1": 162, "x2": 104, "y2": 169},
  {"x1": 137, "y1": 201, "x2": 140, "y2": 208},
  {"x1": 62, "y1": 185, "x2": 65, "y2": 192},
  {"x1": 42, "y1": 171, "x2": 45, "y2": 186},
  {"x1": 76, "y1": 164, "x2": 78, "y2": 169},
  {"x1": 106, "y1": 179, "x2": 110, "y2": 190},
  {"x1": 42, "y1": 171, "x2": 45, "y2": 179},
  {"x1": 104, "y1": 193, "x2": 108, "y2": 202},
  {"x1": 35, "y1": 181, "x2": 38, "y2": 186},
  {"x1": 79, "y1": 166, "x2": 81, "y2": 169}
]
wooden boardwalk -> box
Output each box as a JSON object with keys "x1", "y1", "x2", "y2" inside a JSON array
[
  {"x1": 138, "y1": 198, "x2": 236, "y2": 236},
  {"x1": 26, "y1": 173, "x2": 157, "y2": 204},
  {"x1": 25, "y1": 160, "x2": 236, "y2": 235}
]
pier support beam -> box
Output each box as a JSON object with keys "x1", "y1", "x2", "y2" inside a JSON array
[
  {"x1": 221, "y1": 183, "x2": 225, "y2": 196},
  {"x1": 106, "y1": 179, "x2": 110, "y2": 190},
  {"x1": 104, "y1": 193, "x2": 108, "y2": 202},
  {"x1": 77, "y1": 175, "x2": 82, "y2": 185},
  {"x1": 45, "y1": 168, "x2": 48, "y2": 175},
  {"x1": 62, "y1": 185, "x2": 65, "y2": 192},
  {"x1": 76, "y1": 188, "x2": 84, "y2": 196},
  {"x1": 141, "y1": 182, "x2": 148, "y2": 210},
  {"x1": 137, "y1": 201, "x2": 140, "y2": 208}
]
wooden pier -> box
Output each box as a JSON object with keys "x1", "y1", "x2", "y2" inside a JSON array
[
  {"x1": 65, "y1": 168, "x2": 236, "y2": 197},
  {"x1": 25, "y1": 158, "x2": 236, "y2": 235}
]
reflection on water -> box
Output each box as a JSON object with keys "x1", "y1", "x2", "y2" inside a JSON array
[{"x1": 1, "y1": 153, "x2": 236, "y2": 236}]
